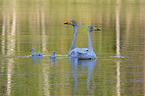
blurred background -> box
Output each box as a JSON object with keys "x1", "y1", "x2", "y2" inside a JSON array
[{"x1": 0, "y1": 0, "x2": 145, "y2": 96}]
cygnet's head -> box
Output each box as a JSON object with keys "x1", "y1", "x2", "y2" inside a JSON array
[
  {"x1": 64, "y1": 20, "x2": 77, "y2": 27},
  {"x1": 53, "y1": 51, "x2": 56, "y2": 55},
  {"x1": 30, "y1": 48, "x2": 34, "y2": 52},
  {"x1": 88, "y1": 26, "x2": 101, "y2": 32}
]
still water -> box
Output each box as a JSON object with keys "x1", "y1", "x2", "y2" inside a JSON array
[{"x1": 0, "y1": 0, "x2": 145, "y2": 96}]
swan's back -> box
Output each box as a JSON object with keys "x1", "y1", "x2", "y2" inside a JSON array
[{"x1": 34, "y1": 52, "x2": 43, "y2": 56}]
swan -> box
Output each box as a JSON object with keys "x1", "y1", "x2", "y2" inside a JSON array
[
  {"x1": 64, "y1": 20, "x2": 78, "y2": 54},
  {"x1": 64, "y1": 20, "x2": 81, "y2": 56},
  {"x1": 50, "y1": 51, "x2": 56, "y2": 59},
  {"x1": 76, "y1": 26, "x2": 100, "y2": 59},
  {"x1": 30, "y1": 48, "x2": 42, "y2": 56},
  {"x1": 64, "y1": 20, "x2": 100, "y2": 59}
]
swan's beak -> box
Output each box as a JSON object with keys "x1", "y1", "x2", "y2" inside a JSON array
[
  {"x1": 64, "y1": 21, "x2": 71, "y2": 24},
  {"x1": 94, "y1": 27, "x2": 97, "y2": 30},
  {"x1": 30, "y1": 49, "x2": 32, "y2": 52},
  {"x1": 94, "y1": 27, "x2": 101, "y2": 31}
]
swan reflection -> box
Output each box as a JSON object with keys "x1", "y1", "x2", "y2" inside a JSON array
[
  {"x1": 50, "y1": 58, "x2": 56, "y2": 67},
  {"x1": 31, "y1": 56, "x2": 42, "y2": 65},
  {"x1": 69, "y1": 58, "x2": 97, "y2": 93}
]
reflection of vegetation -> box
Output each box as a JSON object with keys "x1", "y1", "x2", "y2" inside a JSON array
[
  {"x1": 0, "y1": 0, "x2": 145, "y2": 96},
  {"x1": 0, "y1": 0, "x2": 144, "y2": 56}
]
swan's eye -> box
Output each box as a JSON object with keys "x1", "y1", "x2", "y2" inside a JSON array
[{"x1": 86, "y1": 50, "x2": 89, "y2": 52}]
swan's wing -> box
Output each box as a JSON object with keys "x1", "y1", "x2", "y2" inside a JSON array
[
  {"x1": 68, "y1": 48, "x2": 82, "y2": 56},
  {"x1": 68, "y1": 48, "x2": 90, "y2": 56},
  {"x1": 78, "y1": 48, "x2": 89, "y2": 53},
  {"x1": 50, "y1": 55, "x2": 56, "y2": 59},
  {"x1": 69, "y1": 48, "x2": 90, "y2": 55},
  {"x1": 69, "y1": 48, "x2": 96, "y2": 59}
]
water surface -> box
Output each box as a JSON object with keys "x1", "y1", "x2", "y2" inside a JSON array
[{"x1": 0, "y1": 0, "x2": 145, "y2": 96}]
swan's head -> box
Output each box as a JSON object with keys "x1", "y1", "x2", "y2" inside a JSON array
[
  {"x1": 30, "y1": 48, "x2": 34, "y2": 52},
  {"x1": 88, "y1": 26, "x2": 101, "y2": 32},
  {"x1": 64, "y1": 20, "x2": 77, "y2": 27}
]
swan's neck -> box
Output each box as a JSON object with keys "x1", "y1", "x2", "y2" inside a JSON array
[
  {"x1": 69, "y1": 25, "x2": 77, "y2": 52},
  {"x1": 87, "y1": 29, "x2": 93, "y2": 51},
  {"x1": 53, "y1": 52, "x2": 55, "y2": 55},
  {"x1": 31, "y1": 50, "x2": 35, "y2": 56}
]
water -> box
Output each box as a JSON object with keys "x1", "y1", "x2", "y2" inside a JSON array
[{"x1": 0, "y1": 0, "x2": 145, "y2": 96}]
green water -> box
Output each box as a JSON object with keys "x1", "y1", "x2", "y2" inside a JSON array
[{"x1": 0, "y1": 0, "x2": 145, "y2": 96}]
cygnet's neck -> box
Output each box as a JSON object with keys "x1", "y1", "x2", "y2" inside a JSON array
[{"x1": 31, "y1": 50, "x2": 35, "y2": 55}]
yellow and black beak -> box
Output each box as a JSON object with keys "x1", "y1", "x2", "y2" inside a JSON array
[
  {"x1": 64, "y1": 21, "x2": 71, "y2": 24},
  {"x1": 94, "y1": 27, "x2": 101, "y2": 31}
]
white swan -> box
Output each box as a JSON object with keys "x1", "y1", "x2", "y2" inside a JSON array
[
  {"x1": 30, "y1": 48, "x2": 42, "y2": 56},
  {"x1": 64, "y1": 20, "x2": 78, "y2": 54},
  {"x1": 76, "y1": 26, "x2": 99, "y2": 59},
  {"x1": 64, "y1": 20, "x2": 80, "y2": 56},
  {"x1": 64, "y1": 20, "x2": 100, "y2": 59}
]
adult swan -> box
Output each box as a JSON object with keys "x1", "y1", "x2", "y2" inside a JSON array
[{"x1": 64, "y1": 20, "x2": 100, "y2": 59}]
